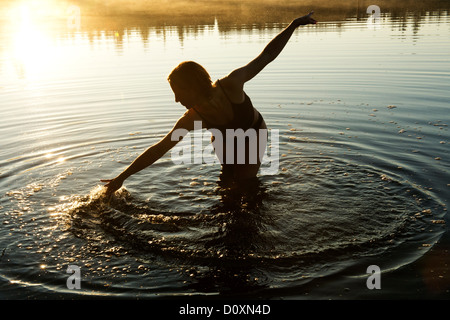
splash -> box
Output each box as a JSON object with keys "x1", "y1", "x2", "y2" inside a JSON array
[{"x1": 58, "y1": 158, "x2": 447, "y2": 270}]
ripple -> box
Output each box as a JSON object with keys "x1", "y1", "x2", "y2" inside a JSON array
[{"x1": 54, "y1": 154, "x2": 445, "y2": 293}]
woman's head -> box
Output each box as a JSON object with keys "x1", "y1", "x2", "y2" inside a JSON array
[{"x1": 167, "y1": 61, "x2": 213, "y2": 108}]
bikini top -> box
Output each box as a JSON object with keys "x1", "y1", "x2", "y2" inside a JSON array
[{"x1": 194, "y1": 80, "x2": 255, "y2": 132}]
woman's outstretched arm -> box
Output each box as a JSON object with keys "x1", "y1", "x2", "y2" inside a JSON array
[
  {"x1": 101, "y1": 109, "x2": 201, "y2": 195},
  {"x1": 222, "y1": 12, "x2": 317, "y2": 96}
]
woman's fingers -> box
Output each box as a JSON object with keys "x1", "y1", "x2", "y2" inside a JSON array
[
  {"x1": 308, "y1": 11, "x2": 317, "y2": 24},
  {"x1": 101, "y1": 178, "x2": 123, "y2": 193},
  {"x1": 295, "y1": 12, "x2": 317, "y2": 26},
  {"x1": 100, "y1": 179, "x2": 112, "y2": 186}
]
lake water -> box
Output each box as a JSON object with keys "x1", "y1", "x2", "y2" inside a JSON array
[{"x1": 0, "y1": 0, "x2": 449, "y2": 299}]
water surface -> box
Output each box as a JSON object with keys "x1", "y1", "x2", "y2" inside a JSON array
[{"x1": 0, "y1": 1, "x2": 449, "y2": 299}]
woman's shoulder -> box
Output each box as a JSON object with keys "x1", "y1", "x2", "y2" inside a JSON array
[
  {"x1": 216, "y1": 76, "x2": 245, "y2": 104},
  {"x1": 178, "y1": 108, "x2": 212, "y2": 130},
  {"x1": 182, "y1": 108, "x2": 203, "y2": 122}
]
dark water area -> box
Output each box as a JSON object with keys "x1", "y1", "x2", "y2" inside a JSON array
[{"x1": 0, "y1": 0, "x2": 449, "y2": 300}]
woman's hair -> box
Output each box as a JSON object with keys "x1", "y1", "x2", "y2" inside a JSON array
[{"x1": 167, "y1": 61, "x2": 213, "y2": 98}]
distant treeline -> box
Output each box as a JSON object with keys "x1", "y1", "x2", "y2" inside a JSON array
[{"x1": 1, "y1": 0, "x2": 449, "y2": 31}]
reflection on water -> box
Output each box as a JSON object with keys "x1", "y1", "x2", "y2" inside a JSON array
[
  {"x1": 1, "y1": 0, "x2": 450, "y2": 53},
  {"x1": 0, "y1": 0, "x2": 449, "y2": 299},
  {"x1": 1, "y1": 0, "x2": 449, "y2": 90},
  {"x1": 1, "y1": 0, "x2": 450, "y2": 80},
  {"x1": 49, "y1": 158, "x2": 445, "y2": 297}
]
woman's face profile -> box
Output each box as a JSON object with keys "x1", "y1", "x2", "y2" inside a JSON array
[{"x1": 169, "y1": 81, "x2": 196, "y2": 109}]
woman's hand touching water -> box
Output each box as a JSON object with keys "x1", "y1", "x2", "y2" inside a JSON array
[{"x1": 100, "y1": 177, "x2": 124, "y2": 197}]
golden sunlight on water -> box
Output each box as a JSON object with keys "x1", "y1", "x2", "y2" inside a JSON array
[{"x1": 1, "y1": 0, "x2": 86, "y2": 82}]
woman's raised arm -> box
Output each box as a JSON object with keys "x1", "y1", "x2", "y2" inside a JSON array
[{"x1": 222, "y1": 12, "x2": 317, "y2": 94}]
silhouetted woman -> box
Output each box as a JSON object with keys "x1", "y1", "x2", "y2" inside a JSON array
[{"x1": 102, "y1": 12, "x2": 317, "y2": 194}]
